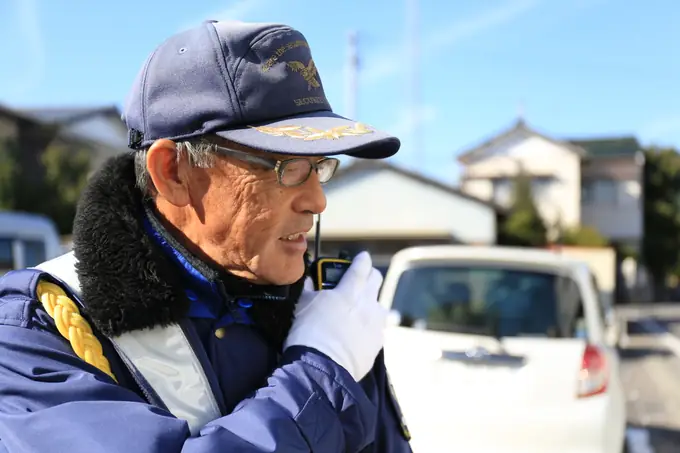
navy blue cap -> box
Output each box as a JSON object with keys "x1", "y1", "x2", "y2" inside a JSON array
[{"x1": 122, "y1": 20, "x2": 400, "y2": 159}]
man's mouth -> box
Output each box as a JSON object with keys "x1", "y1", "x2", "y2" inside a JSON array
[
  {"x1": 278, "y1": 231, "x2": 309, "y2": 252},
  {"x1": 280, "y1": 233, "x2": 305, "y2": 242}
]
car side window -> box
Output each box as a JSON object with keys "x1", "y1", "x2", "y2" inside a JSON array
[
  {"x1": 22, "y1": 240, "x2": 46, "y2": 267},
  {"x1": 589, "y1": 273, "x2": 608, "y2": 325}
]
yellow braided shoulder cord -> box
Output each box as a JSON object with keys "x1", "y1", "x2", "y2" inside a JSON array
[{"x1": 36, "y1": 280, "x2": 118, "y2": 383}]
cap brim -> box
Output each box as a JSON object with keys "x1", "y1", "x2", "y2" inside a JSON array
[{"x1": 214, "y1": 111, "x2": 400, "y2": 159}]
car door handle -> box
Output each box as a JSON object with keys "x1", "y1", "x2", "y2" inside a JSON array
[{"x1": 441, "y1": 348, "x2": 526, "y2": 367}]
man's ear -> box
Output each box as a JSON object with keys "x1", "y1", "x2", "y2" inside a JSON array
[{"x1": 146, "y1": 139, "x2": 191, "y2": 207}]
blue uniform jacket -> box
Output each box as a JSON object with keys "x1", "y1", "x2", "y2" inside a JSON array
[{"x1": 0, "y1": 153, "x2": 412, "y2": 453}]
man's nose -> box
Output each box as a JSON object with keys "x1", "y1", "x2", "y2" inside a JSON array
[{"x1": 294, "y1": 170, "x2": 327, "y2": 214}]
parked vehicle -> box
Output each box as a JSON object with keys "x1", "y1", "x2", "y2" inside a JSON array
[
  {"x1": 380, "y1": 245, "x2": 627, "y2": 453},
  {"x1": 0, "y1": 211, "x2": 63, "y2": 276}
]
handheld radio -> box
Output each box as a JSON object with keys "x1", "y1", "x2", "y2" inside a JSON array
[{"x1": 307, "y1": 214, "x2": 352, "y2": 291}]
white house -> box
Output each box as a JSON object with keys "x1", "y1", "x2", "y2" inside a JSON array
[
  {"x1": 457, "y1": 119, "x2": 644, "y2": 252},
  {"x1": 308, "y1": 159, "x2": 502, "y2": 271}
]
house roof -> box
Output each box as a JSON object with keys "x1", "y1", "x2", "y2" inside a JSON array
[
  {"x1": 567, "y1": 136, "x2": 641, "y2": 158},
  {"x1": 17, "y1": 105, "x2": 122, "y2": 126},
  {"x1": 0, "y1": 103, "x2": 43, "y2": 124},
  {"x1": 457, "y1": 119, "x2": 587, "y2": 164},
  {"x1": 334, "y1": 158, "x2": 505, "y2": 213},
  {"x1": 457, "y1": 118, "x2": 641, "y2": 163},
  {"x1": 0, "y1": 104, "x2": 128, "y2": 152}
]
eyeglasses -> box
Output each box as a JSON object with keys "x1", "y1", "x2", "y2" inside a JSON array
[{"x1": 212, "y1": 145, "x2": 340, "y2": 187}]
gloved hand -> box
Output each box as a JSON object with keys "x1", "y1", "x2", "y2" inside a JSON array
[{"x1": 284, "y1": 251, "x2": 387, "y2": 382}]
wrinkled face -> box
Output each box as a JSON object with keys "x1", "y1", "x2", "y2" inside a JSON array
[{"x1": 146, "y1": 138, "x2": 330, "y2": 285}]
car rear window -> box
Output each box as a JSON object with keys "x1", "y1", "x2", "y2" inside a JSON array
[{"x1": 391, "y1": 264, "x2": 582, "y2": 338}]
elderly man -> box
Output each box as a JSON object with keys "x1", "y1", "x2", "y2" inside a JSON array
[{"x1": 0, "y1": 20, "x2": 412, "y2": 453}]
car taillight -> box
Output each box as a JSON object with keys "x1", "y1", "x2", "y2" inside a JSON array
[{"x1": 577, "y1": 344, "x2": 608, "y2": 398}]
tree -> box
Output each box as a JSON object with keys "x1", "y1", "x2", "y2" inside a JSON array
[
  {"x1": 498, "y1": 171, "x2": 548, "y2": 247},
  {"x1": 557, "y1": 225, "x2": 609, "y2": 247},
  {"x1": 0, "y1": 139, "x2": 18, "y2": 209},
  {"x1": 40, "y1": 141, "x2": 92, "y2": 234},
  {"x1": 0, "y1": 135, "x2": 92, "y2": 235},
  {"x1": 641, "y1": 147, "x2": 680, "y2": 300}
]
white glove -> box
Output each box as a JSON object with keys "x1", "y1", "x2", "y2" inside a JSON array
[{"x1": 284, "y1": 251, "x2": 388, "y2": 382}]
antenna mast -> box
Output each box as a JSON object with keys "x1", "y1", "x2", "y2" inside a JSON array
[
  {"x1": 346, "y1": 30, "x2": 359, "y2": 120},
  {"x1": 407, "y1": 0, "x2": 422, "y2": 167},
  {"x1": 314, "y1": 215, "x2": 321, "y2": 261}
]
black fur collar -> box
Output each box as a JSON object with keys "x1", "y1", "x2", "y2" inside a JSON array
[{"x1": 71, "y1": 152, "x2": 303, "y2": 350}]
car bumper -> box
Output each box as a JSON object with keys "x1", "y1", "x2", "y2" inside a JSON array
[{"x1": 405, "y1": 393, "x2": 626, "y2": 453}]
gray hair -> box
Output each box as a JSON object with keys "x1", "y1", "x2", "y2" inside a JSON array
[{"x1": 134, "y1": 138, "x2": 217, "y2": 196}]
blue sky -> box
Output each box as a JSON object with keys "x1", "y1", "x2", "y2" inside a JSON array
[{"x1": 1, "y1": 0, "x2": 679, "y2": 184}]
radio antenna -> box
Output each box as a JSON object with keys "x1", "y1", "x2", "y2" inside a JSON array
[{"x1": 314, "y1": 214, "x2": 321, "y2": 261}]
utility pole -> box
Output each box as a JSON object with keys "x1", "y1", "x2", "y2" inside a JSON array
[
  {"x1": 406, "y1": 0, "x2": 422, "y2": 168},
  {"x1": 345, "y1": 30, "x2": 359, "y2": 120}
]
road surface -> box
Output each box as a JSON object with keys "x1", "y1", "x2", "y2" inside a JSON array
[{"x1": 620, "y1": 317, "x2": 680, "y2": 453}]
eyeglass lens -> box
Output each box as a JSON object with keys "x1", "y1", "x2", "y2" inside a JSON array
[{"x1": 280, "y1": 159, "x2": 339, "y2": 186}]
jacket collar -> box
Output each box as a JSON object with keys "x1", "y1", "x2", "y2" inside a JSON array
[{"x1": 71, "y1": 152, "x2": 303, "y2": 350}]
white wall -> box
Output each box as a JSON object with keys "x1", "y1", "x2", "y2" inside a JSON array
[
  {"x1": 462, "y1": 179, "x2": 493, "y2": 201},
  {"x1": 320, "y1": 167, "x2": 497, "y2": 244},
  {"x1": 461, "y1": 134, "x2": 582, "y2": 230}
]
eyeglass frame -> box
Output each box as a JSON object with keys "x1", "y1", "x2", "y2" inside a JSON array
[{"x1": 211, "y1": 144, "x2": 341, "y2": 188}]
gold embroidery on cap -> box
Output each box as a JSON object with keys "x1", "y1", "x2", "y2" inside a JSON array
[
  {"x1": 286, "y1": 59, "x2": 320, "y2": 91},
  {"x1": 294, "y1": 96, "x2": 326, "y2": 107},
  {"x1": 260, "y1": 40, "x2": 327, "y2": 106},
  {"x1": 250, "y1": 123, "x2": 374, "y2": 141},
  {"x1": 262, "y1": 40, "x2": 309, "y2": 72}
]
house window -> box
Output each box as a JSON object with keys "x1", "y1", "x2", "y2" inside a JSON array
[
  {"x1": 581, "y1": 182, "x2": 593, "y2": 203},
  {"x1": 492, "y1": 178, "x2": 512, "y2": 205},
  {"x1": 582, "y1": 180, "x2": 618, "y2": 205},
  {"x1": 531, "y1": 177, "x2": 552, "y2": 199},
  {"x1": 596, "y1": 180, "x2": 617, "y2": 204}
]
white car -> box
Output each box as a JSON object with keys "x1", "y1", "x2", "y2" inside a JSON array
[
  {"x1": 0, "y1": 211, "x2": 64, "y2": 276},
  {"x1": 379, "y1": 245, "x2": 627, "y2": 453}
]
